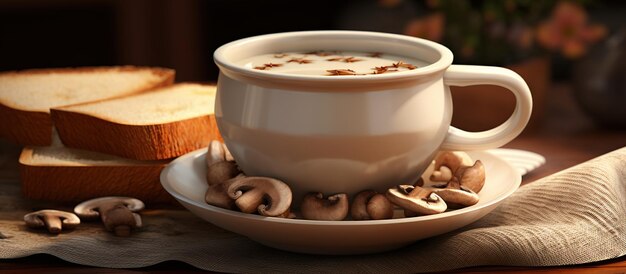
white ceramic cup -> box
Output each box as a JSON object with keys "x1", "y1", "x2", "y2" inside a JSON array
[{"x1": 214, "y1": 30, "x2": 532, "y2": 203}]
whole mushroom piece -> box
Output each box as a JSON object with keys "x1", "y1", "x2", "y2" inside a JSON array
[
  {"x1": 205, "y1": 141, "x2": 246, "y2": 211},
  {"x1": 350, "y1": 190, "x2": 394, "y2": 220},
  {"x1": 206, "y1": 140, "x2": 240, "y2": 186},
  {"x1": 455, "y1": 160, "x2": 486, "y2": 193},
  {"x1": 301, "y1": 192, "x2": 349, "y2": 221},
  {"x1": 24, "y1": 210, "x2": 80, "y2": 234},
  {"x1": 74, "y1": 197, "x2": 144, "y2": 236},
  {"x1": 430, "y1": 151, "x2": 473, "y2": 182}
]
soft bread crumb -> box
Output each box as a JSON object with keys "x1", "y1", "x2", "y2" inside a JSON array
[
  {"x1": 28, "y1": 146, "x2": 166, "y2": 166},
  {"x1": 0, "y1": 68, "x2": 169, "y2": 112},
  {"x1": 57, "y1": 84, "x2": 216, "y2": 125}
]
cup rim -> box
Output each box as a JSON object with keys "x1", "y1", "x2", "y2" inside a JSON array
[{"x1": 213, "y1": 30, "x2": 454, "y2": 83}]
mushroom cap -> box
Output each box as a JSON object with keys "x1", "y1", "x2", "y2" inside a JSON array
[
  {"x1": 455, "y1": 160, "x2": 486, "y2": 193},
  {"x1": 432, "y1": 185, "x2": 479, "y2": 208},
  {"x1": 350, "y1": 190, "x2": 393, "y2": 220},
  {"x1": 206, "y1": 161, "x2": 240, "y2": 186},
  {"x1": 434, "y1": 151, "x2": 473, "y2": 173},
  {"x1": 301, "y1": 192, "x2": 349, "y2": 221},
  {"x1": 74, "y1": 197, "x2": 145, "y2": 219},
  {"x1": 24, "y1": 209, "x2": 80, "y2": 233},
  {"x1": 205, "y1": 180, "x2": 236, "y2": 210},
  {"x1": 206, "y1": 141, "x2": 240, "y2": 186},
  {"x1": 226, "y1": 176, "x2": 292, "y2": 217},
  {"x1": 386, "y1": 185, "x2": 447, "y2": 215},
  {"x1": 350, "y1": 190, "x2": 377, "y2": 220},
  {"x1": 366, "y1": 193, "x2": 394, "y2": 220}
]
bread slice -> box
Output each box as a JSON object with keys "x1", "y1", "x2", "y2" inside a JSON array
[
  {"x1": 51, "y1": 83, "x2": 221, "y2": 160},
  {"x1": 0, "y1": 66, "x2": 174, "y2": 146},
  {"x1": 19, "y1": 145, "x2": 172, "y2": 204}
]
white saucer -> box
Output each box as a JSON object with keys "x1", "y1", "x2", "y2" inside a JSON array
[
  {"x1": 160, "y1": 149, "x2": 521, "y2": 255},
  {"x1": 487, "y1": 148, "x2": 546, "y2": 176}
]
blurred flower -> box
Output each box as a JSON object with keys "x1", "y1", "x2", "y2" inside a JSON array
[
  {"x1": 537, "y1": 1, "x2": 607, "y2": 58},
  {"x1": 504, "y1": 0, "x2": 517, "y2": 13},
  {"x1": 404, "y1": 13, "x2": 445, "y2": 42},
  {"x1": 460, "y1": 43, "x2": 475, "y2": 59},
  {"x1": 508, "y1": 22, "x2": 534, "y2": 50},
  {"x1": 425, "y1": 0, "x2": 439, "y2": 8},
  {"x1": 403, "y1": 0, "x2": 608, "y2": 64}
]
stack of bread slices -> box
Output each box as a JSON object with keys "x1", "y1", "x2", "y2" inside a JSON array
[{"x1": 0, "y1": 67, "x2": 221, "y2": 204}]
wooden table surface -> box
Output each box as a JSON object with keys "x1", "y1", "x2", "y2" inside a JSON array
[{"x1": 1, "y1": 85, "x2": 625, "y2": 273}]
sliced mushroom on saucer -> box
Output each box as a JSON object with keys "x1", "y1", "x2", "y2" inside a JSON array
[
  {"x1": 226, "y1": 176, "x2": 292, "y2": 217},
  {"x1": 454, "y1": 160, "x2": 486, "y2": 193},
  {"x1": 386, "y1": 185, "x2": 447, "y2": 217},
  {"x1": 432, "y1": 176, "x2": 480, "y2": 208}
]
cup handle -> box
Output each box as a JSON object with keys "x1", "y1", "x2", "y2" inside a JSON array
[{"x1": 440, "y1": 65, "x2": 533, "y2": 151}]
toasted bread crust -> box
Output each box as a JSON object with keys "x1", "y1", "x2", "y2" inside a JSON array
[
  {"x1": 19, "y1": 147, "x2": 174, "y2": 204},
  {"x1": 0, "y1": 66, "x2": 175, "y2": 146},
  {"x1": 52, "y1": 109, "x2": 222, "y2": 160},
  {"x1": 0, "y1": 103, "x2": 52, "y2": 145}
]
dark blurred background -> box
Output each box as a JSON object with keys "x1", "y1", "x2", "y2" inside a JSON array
[
  {"x1": 1, "y1": 0, "x2": 620, "y2": 81},
  {"x1": 1, "y1": 0, "x2": 625, "y2": 129},
  {"x1": 1, "y1": 0, "x2": 352, "y2": 82}
]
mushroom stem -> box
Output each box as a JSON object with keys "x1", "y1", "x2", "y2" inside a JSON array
[
  {"x1": 430, "y1": 166, "x2": 453, "y2": 182},
  {"x1": 99, "y1": 203, "x2": 142, "y2": 237},
  {"x1": 42, "y1": 215, "x2": 62, "y2": 234},
  {"x1": 233, "y1": 187, "x2": 265, "y2": 214}
]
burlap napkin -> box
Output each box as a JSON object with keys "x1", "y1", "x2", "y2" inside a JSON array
[{"x1": 1, "y1": 147, "x2": 625, "y2": 273}]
